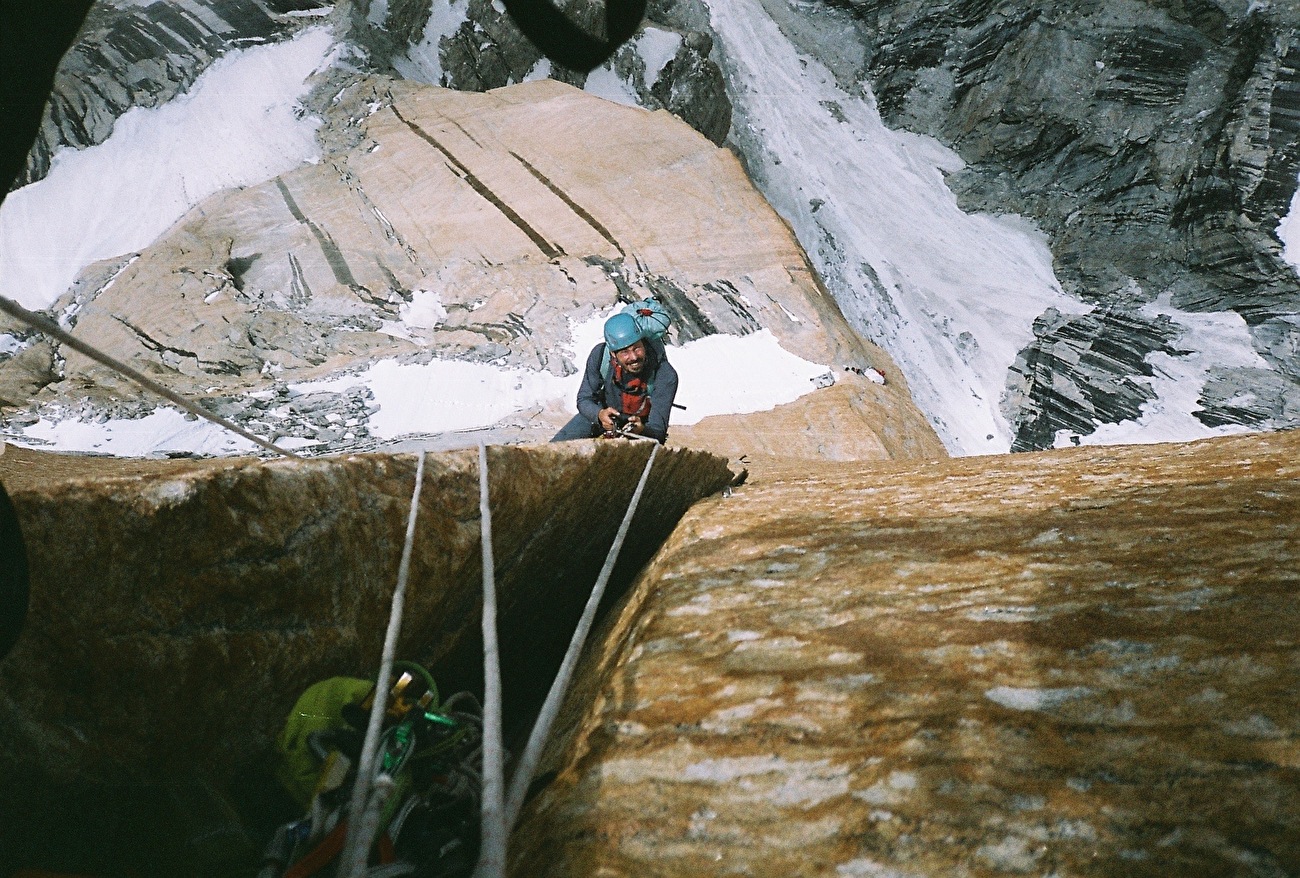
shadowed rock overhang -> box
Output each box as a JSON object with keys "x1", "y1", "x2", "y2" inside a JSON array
[{"x1": 0, "y1": 440, "x2": 732, "y2": 871}]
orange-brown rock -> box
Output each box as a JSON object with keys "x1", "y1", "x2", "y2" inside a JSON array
[
  {"x1": 670, "y1": 371, "x2": 945, "y2": 463},
  {"x1": 513, "y1": 428, "x2": 1300, "y2": 876}
]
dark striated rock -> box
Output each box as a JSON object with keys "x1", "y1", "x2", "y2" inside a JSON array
[
  {"x1": 650, "y1": 30, "x2": 731, "y2": 145},
  {"x1": 439, "y1": 0, "x2": 549, "y2": 91},
  {"x1": 0, "y1": 440, "x2": 732, "y2": 871},
  {"x1": 825, "y1": 1, "x2": 1300, "y2": 443},
  {"x1": 1198, "y1": 363, "x2": 1300, "y2": 426},
  {"x1": 1004, "y1": 306, "x2": 1179, "y2": 451}
]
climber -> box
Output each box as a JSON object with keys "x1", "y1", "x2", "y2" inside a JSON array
[{"x1": 552, "y1": 309, "x2": 679, "y2": 444}]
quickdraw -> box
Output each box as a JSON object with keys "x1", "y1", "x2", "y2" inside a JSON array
[{"x1": 263, "y1": 663, "x2": 484, "y2": 878}]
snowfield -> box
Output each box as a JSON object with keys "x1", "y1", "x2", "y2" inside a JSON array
[{"x1": 0, "y1": 27, "x2": 337, "y2": 310}]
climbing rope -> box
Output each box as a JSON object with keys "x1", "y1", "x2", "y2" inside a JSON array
[
  {"x1": 502, "y1": 441, "x2": 660, "y2": 833},
  {"x1": 339, "y1": 450, "x2": 427, "y2": 878},
  {"x1": 475, "y1": 442, "x2": 507, "y2": 878},
  {"x1": 0, "y1": 294, "x2": 303, "y2": 459}
]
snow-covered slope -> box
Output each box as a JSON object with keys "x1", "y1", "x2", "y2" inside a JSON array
[
  {"x1": 702, "y1": 0, "x2": 1087, "y2": 455},
  {"x1": 0, "y1": 27, "x2": 338, "y2": 310}
]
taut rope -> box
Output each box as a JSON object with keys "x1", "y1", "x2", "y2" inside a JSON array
[
  {"x1": 475, "y1": 442, "x2": 508, "y2": 878},
  {"x1": 339, "y1": 450, "x2": 427, "y2": 877},
  {"x1": 503, "y1": 443, "x2": 660, "y2": 832},
  {"x1": 0, "y1": 294, "x2": 303, "y2": 459}
]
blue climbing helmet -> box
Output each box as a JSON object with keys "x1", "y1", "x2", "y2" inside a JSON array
[{"x1": 603, "y1": 312, "x2": 643, "y2": 352}]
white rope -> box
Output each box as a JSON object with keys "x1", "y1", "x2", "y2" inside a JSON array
[
  {"x1": 502, "y1": 442, "x2": 660, "y2": 832},
  {"x1": 474, "y1": 442, "x2": 507, "y2": 878},
  {"x1": 0, "y1": 294, "x2": 303, "y2": 459},
  {"x1": 339, "y1": 450, "x2": 427, "y2": 878}
]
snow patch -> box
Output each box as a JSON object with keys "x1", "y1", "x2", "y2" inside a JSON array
[
  {"x1": 1277, "y1": 171, "x2": 1300, "y2": 270},
  {"x1": 670, "y1": 330, "x2": 830, "y2": 424},
  {"x1": 0, "y1": 334, "x2": 24, "y2": 356},
  {"x1": 292, "y1": 358, "x2": 572, "y2": 437},
  {"x1": 379, "y1": 289, "x2": 449, "y2": 341},
  {"x1": 20, "y1": 409, "x2": 256, "y2": 457},
  {"x1": 637, "y1": 27, "x2": 682, "y2": 84},
  {"x1": 0, "y1": 27, "x2": 338, "y2": 309},
  {"x1": 367, "y1": 0, "x2": 389, "y2": 26},
  {"x1": 584, "y1": 65, "x2": 640, "y2": 107},
  {"x1": 523, "y1": 57, "x2": 552, "y2": 82}
]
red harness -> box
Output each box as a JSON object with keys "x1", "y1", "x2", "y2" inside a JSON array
[{"x1": 611, "y1": 357, "x2": 652, "y2": 421}]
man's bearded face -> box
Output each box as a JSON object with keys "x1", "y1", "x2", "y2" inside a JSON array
[{"x1": 614, "y1": 340, "x2": 647, "y2": 375}]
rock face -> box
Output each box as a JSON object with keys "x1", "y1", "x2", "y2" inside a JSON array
[
  {"x1": 0, "y1": 440, "x2": 732, "y2": 870},
  {"x1": 512, "y1": 428, "x2": 1300, "y2": 876},
  {"x1": 2, "y1": 73, "x2": 938, "y2": 460},
  {"x1": 840, "y1": 0, "x2": 1300, "y2": 445},
  {"x1": 691, "y1": 0, "x2": 1300, "y2": 447}
]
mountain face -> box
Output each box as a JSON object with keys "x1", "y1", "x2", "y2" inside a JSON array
[
  {"x1": 359, "y1": 0, "x2": 1300, "y2": 452},
  {"x1": 1, "y1": 35, "x2": 939, "y2": 461},
  {"x1": 1, "y1": 6, "x2": 1297, "y2": 875},
  {"x1": 823, "y1": 0, "x2": 1300, "y2": 450},
  {"x1": 5, "y1": 0, "x2": 1300, "y2": 455}
]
